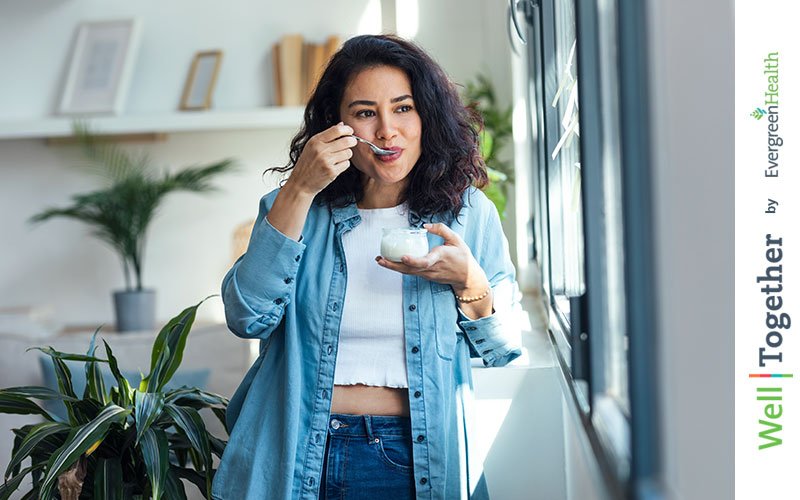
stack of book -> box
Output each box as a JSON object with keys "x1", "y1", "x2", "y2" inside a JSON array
[{"x1": 272, "y1": 34, "x2": 341, "y2": 106}]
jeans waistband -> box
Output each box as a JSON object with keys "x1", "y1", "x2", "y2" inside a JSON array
[{"x1": 328, "y1": 413, "x2": 411, "y2": 439}]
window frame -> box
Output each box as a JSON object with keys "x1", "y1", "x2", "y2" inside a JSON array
[{"x1": 518, "y1": 0, "x2": 664, "y2": 497}]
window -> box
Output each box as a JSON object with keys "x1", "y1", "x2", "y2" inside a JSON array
[{"x1": 518, "y1": 0, "x2": 646, "y2": 493}]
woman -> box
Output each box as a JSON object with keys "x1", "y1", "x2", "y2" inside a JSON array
[{"x1": 211, "y1": 35, "x2": 522, "y2": 500}]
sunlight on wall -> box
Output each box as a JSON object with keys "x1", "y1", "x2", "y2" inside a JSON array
[
  {"x1": 358, "y1": 0, "x2": 383, "y2": 35},
  {"x1": 473, "y1": 398, "x2": 514, "y2": 473},
  {"x1": 396, "y1": 0, "x2": 419, "y2": 38},
  {"x1": 512, "y1": 96, "x2": 529, "y2": 143}
]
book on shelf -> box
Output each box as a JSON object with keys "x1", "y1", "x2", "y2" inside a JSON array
[{"x1": 272, "y1": 34, "x2": 341, "y2": 106}]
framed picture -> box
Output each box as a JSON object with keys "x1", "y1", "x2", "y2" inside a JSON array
[
  {"x1": 58, "y1": 19, "x2": 141, "y2": 115},
  {"x1": 180, "y1": 50, "x2": 224, "y2": 110}
]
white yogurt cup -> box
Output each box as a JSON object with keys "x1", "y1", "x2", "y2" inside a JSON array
[{"x1": 380, "y1": 228, "x2": 429, "y2": 262}]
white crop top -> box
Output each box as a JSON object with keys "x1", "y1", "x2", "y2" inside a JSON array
[{"x1": 333, "y1": 204, "x2": 409, "y2": 388}]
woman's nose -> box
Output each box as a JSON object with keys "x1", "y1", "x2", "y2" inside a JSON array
[{"x1": 375, "y1": 114, "x2": 398, "y2": 142}]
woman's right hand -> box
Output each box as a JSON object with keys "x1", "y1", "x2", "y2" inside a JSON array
[{"x1": 286, "y1": 123, "x2": 358, "y2": 197}]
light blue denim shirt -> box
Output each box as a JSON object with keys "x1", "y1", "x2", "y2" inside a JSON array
[{"x1": 211, "y1": 186, "x2": 522, "y2": 500}]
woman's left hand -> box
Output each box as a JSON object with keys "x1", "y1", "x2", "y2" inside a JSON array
[{"x1": 376, "y1": 223, "x2": 490, "y2": 297}]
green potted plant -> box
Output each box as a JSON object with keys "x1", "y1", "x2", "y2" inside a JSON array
[
  {"x1": 30, "y1": 124, "x2": 236, "y2": 332},
  {"x1": 463, "y1": 74, "x2": 514, "y2": 219},
  {"x1": 0, "y1": 299, "x2": 228, "y2": 500}
]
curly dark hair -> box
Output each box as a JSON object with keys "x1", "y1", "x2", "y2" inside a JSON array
[{"x1": 268, "y1": 34, "x2": 487, "y2": 222}]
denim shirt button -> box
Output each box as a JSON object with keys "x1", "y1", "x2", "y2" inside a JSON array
[
  {"x1": 409, "y1": 304, "x2": 417, "y2": 311},
  {"x1": 420, "y1": 477, "x2": 428, "y2": 485},
  {"x1": 284, "y1": 277, "x2": 293, "y2": 284},
  {"x1": 327, "y1": 345, "x2": 333, "y2": 355},
  {"x1": 416, "y1": 435, "x2": 425, "y2": 443},
  {"x1": 307, "y1": 477, "x2": 315, "y2": 486},
  {"x1": 331, "y1": 419, "x2": 341, "y2": 430},
  {"x1": 274, "y1": 298, "x2": 284, "y2": 305},
  {"x1": 411, "y1": 346, "x2": 419, "y2": 354},
  {"x1": 414, "y1": 391, "x2": 421, "y2": 398},
  {"x1": 332, "y1": 302, "x2": 339, "y2": 311},
  {"x1": 295, "y1": 255, "x2": 301, "y2": 262}
]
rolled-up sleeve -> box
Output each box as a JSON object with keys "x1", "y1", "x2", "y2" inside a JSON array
[
  {"x1": 458, "y1": 194, "x2": 523, "y2": 367},
  {"x1": 222, "y1": 191, "x2": 306, "y2": 339}
]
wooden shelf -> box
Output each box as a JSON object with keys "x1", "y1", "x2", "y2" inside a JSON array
[{"x1": 0, "y1": 107, "x2": 305, "y2": 140}]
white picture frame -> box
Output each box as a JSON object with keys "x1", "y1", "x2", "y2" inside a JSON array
[{"x1": 58, "y1": 19, "x2": 141, "y2": 116}]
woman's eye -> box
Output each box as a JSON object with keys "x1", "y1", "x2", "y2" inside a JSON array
[
  {"x1": 397, "y1": 105, "x2": 414, "y2": 113},
  {"x1": 355, "y1": 109, "x2": 375, "y2": 118}
]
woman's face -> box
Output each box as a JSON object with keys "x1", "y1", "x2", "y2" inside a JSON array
[{"x1": 339, "y1": 65, "x2": 422, "y2": 192}]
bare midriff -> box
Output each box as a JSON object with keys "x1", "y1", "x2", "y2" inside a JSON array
[{"x1": 331, "y1": 384, "x2": 410, "y2": 417}]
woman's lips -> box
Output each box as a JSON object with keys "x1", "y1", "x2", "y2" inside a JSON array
[{"x1": 376, "y1": 147, "x2": 402, "y2": 162}]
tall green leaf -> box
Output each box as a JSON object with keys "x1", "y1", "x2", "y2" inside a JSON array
[
  {"x1": 38, "y1": 404, "x2": 131, "y2": 499},
  {"x1": 25, "y1": 346, "x2": 107, "y2": 364},
  {"x1": 165, "y1": 387, "x2": 228, "y2": 407},
  {"x1": 144, "y1": 298, "x2": 212, "y2": 392},
  {"x1": 171, "y1": 466, "x2": 207, "y2": 496},
  {"x1": 144, "y1": 345, "x2": 171, "y2": 394},
  {"x1": 140, "y1": 427, "x2": 169, "y2": 500},
  {"x1": 5, "y1": 421, "x2": 69, "y2": 480},
  {"x1": 134, "y1": 391, "x2": 165, "y2": 444},
  {"x1": 164, "y1": 467, "x2": 189, "y2": 500},
  {"x1": 93, "y1": 457, "x2": 124, "y2": 500},
  {"x1": 104, "y1": 340, "x2": 133, "y2": 407},
  {"x1": 0, "y1": 393, "x2": 55, "y2": 421},
  {"x1": 0, "y1": 386, "x2": 78, "y2": 402},
  {"x1": 85, "y1": 328, "x2": 107, "y2": 404},
  {"x1": 0, "y1": 464, "x2": 43, "y2": 500},
  {"x1": 164, "y1": 404, "x2": 212, "y2": 496}
]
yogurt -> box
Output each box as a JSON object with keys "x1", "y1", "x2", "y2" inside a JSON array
[{"x1": 380, "y1": 228, "x2": 429, "y2": 262}]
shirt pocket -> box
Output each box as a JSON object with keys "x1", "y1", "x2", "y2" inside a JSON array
[{"x1": 430, "y1": 282, "x2": 458, "y2": 360}]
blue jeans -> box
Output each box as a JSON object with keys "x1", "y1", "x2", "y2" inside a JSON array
[{"x1": 319, "y1": 414, "x2": 416, "y2": 499}]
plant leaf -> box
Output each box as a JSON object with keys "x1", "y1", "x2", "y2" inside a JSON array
[
  {"x1": 164, "y1": 467, "x2": 189, "y2": 500},
  {"x1": 164, "y1": 404, "x2": 212, "y2": 496},
  {"x1": 171, "y1": 465, "x2": 207, "y2": 496},
  {"x1": 0, "y1": 386, "x2": 79, "y2": 402},
  {"x1": 5, "y1": 421, "x2": 69, "y2": 480},
  {"x1": 209, "y1": 434, "x2": 227, "y2": 459},
  {"x1": 85, "y1": 328, "x2": 107, "y2": 404},
  {"x1": 165, "y1": 387, "x2": 229, "y2": 407},
  {"x1": 70, "y1": 398, "x2": 104, "y2": 425},
  {"x1": 134, "y1": 391, "x2": 165, "y2": 444},
  {"x1": 140, "y1": 427, "x2": 169, "y2": 500},
  {"x1": 145, "y1": 344, "x2": 171, "y2": 394},
  {"x1": 25, "y1": 345, "x2": 107, "y2": 364},
  {"x1": 0, "y1": 393, "x2": 55, "y2": 421},
  {"x1": 0, "y1": 464, "x2": 44, "y2": 500},
  {"x1": 93, "y1": 457, "x2": 124, "y2": 500},
  {"x1": 211, "y1": 407, "x2": 229, "y2": 435},
  {"x1": 104, "y1": 340, "x2": 133, "y2": 407},
  {"x1": 38, "y1": 404, "x2": 131, "y2": 499},
  {"x1": 145, "y1": 298, "x2": 211, "y2": 392}
]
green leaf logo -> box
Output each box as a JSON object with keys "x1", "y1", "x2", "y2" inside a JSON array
[{"x1": 751, "y1": 107, "x2": 767, "y2": 120}]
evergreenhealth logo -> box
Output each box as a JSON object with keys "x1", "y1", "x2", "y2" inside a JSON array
[{"x1": 752, "y1": 107, "x2": 767, "y2": 120}]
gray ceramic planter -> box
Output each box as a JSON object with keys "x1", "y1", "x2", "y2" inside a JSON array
[{"x1": 113, "y1": 289, "x2": 156, "y2": 332}]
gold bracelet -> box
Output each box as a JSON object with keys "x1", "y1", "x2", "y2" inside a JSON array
[{"x1": 454, "y1": 287, "x2": 491, "y2": 303}]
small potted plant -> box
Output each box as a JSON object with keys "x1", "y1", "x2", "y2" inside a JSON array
[
  {"x1": 0, "y1": 299, "x2": 228, "y2": 499},
  {"x1": 30, "y1": 124, "x2": 236, "y2": 332}
]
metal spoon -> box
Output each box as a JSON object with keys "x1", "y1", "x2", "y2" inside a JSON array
[{"x1": 352, "y1": 136, "x2": 396, "y2": 156}]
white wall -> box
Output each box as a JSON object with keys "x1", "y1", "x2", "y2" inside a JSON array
[
  {"x1": 0, "y1": 0, "x2": 514, "y2": 327},
  {"x1": 648, "y1": 0, "x2": 734, "y2": 498}
]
